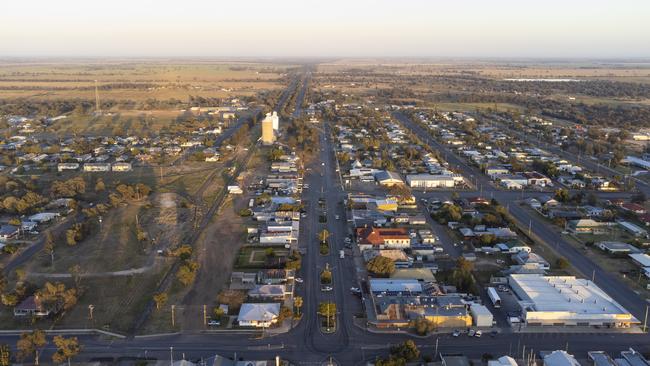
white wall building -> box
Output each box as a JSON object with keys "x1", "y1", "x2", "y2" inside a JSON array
[{"x1": 508, "y1": 274, "x2": 638, "y2": 327}]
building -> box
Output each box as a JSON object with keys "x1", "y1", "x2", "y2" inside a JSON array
[
  {"x1": 370, "y1": 294, "x2": 472, "y2": 328},
  {"x1": 470, "y1": 303, "x2": 494, "y2": 327},
  {"x1": 488, "y1": 357, "x2": 518, "y2": 366},
  {"x1": 111, "y1": 162, "x2": 132, "y2": 172},
  {"x1": 406, "y1": 174, "x2": 460, "y2": 188},
  {"x1": 83, "y1": 163, "x2": 111, "y2": 172},
  {"x1": 247, "y1": 285, "x2": 289, "y2": 301},
  {"x1": 237, "y1": 303, "x2": 281, "y2": 327},
  {"x1": 374, "y1": 171, "x2": 404, "y2": 187},
  {"x1": 508, "y1": 274, "x2": 638, "y2": 327},
  {"x1": 57, "y1": 162, "x2": 80, "y2": 172},
  {"x1": 356, "y1": 227, "x2": 411, "y2": 251},
  {"x1": 261, "y1": 114, "x2": 275, "y2": 145},
  {"x1": 567, "y1": 219, "x2": 608, "y2": 235},
  {"x1": 13, "y1": 295, "x2": 51, "y2": 317},
  {"x1": 267, "y1": 111, "x2": 279, "y2": 131},
  {"x1": 597, "y1": 241, "x2": 641, "y2": 254},
  {"x1": 0, "y1": 225, "x2": 19, "y2": 241},
  {"x1": 369, "y1": 279, "x2": 423, "y2": 296},
  {"x1": 543, "y1": 351, "x2": 581, "y2": 366}
]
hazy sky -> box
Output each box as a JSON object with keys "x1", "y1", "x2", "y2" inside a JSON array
[{"x1": 1, "y1": 0, "x2": 649, "y2": 58}]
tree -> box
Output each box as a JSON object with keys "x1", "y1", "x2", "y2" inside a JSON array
[
  {"x1": 213, "y1": 306, "x2": 225, "y2": 319},
  {"x1": 52, "y1": 335, "x2": 80, "y2": 365},
  {"x1": 176, "y1": 261, "x2": 199, "y2": 286},
  {"x1": 16, "y1": 330, "x2": 47, "y2": 365},
  {"x1": 318, "y1": 302, "x2": 336, "y2": 321},
  {"x1": 391, "y1": 340, "x2": 420, "y2": 362},
  {"x1": 366, "y1": 256, "x2": 395, "y2": 277},
  {"x1": 320, "y1": 268, "x2": 332, "y2": 284},
  {"x1": 554, "y1": 188, "x2": 570, "y2": 203},
  {"x1": 294, "y1": 296, "x2": 303, "y2": 316},
  {"x1": 153, "y1": 292, "x2": 168, "y2": 310},
  {"x1": 0, "y1": 344, "x2": 9, "y2": 366},
  {"x1": 95, "y1": 178, "x2": 105, "y2": 192},
  {"x1": 556, "y1": 257, "x2": 570, "y2": 270},
  {"x1": 411, "y1": 317, "x2": 435, "y2": 335},
  {"x1": 318, "y1": 229, "x2": 330, "y2": 243}
]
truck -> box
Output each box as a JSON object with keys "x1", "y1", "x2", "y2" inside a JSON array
[
  {"x1": 339, "y1": 250, "x2": 345, "y2": 259},
  {"x1": 487, "y1": 287, "x2": 502, "y2": 308}
]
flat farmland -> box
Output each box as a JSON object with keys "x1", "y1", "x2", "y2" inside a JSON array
[{"x1": 0, "y1": 61, "x2": 291, "y2": 101}]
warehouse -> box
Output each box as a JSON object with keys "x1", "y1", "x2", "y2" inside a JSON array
[
  {"x1": 406, "y1": 174, "x2": 460, "y2": 188},
  {"x1": 508, "y1": 274, "x2": 638, "y2": 327}
]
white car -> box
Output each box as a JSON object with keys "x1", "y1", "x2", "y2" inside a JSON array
[
  {"x1": 321, "y1": 286, "x2": 333, "y2": 292},
  {"x1": 475, "y1": 330, "x2": 482, "y2": 338},
  {"x1": 294, "y1": 278, "x2": 304, "y2": 283},
  {"x1": 207, "y1": 320, "x2": 221, "y2": 326},
  {"x1": 468, "y1": 329, "x2": 476, "y2": 337},
  {"x1": 335, "y1": 215, "x2": 340, "y2": 220},
  {"x1": 350, "y1": 287, "x2": 360, "y2": 293},
  {"x1": 452, "y1": 329, "x2": 461, "y2": 337}
]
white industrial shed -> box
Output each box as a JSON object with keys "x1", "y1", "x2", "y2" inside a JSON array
[{"x1": 508, "y1": 274, "x2": 638, "y2": 327}]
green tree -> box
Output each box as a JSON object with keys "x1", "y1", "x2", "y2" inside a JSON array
[
  {"x1": 153, "y1": 292, "x2": 168, "y2": 310},
  {"x1": 318, "y1": 229, "x2": 330, "y2": 243},
  {"x1": 391, "y1": 340, "x2": 420, "y2": 362},
  {"x1": 556, "y1": 257, "x2": 570, "y2": 270},
  {"x1": 52, "y1": 335, "x2": 80, "y2": 365},
  {"x1": 554, "y1": 188, "x2": 570, "y2": 203},
  {"x1": 16, "y1": 330, "x2": 47, "y2": 365},
  {"x1": 366, "y1": 256, "x2": 395, "y2": 277},
  {"x1": 294, "y1": 296, "x2": 303, "y2": 316},
  {"x1": 0, "y1": 344, "x2": 10, "y2": 366}
]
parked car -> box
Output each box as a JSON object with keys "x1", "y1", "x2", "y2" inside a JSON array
[
  {"x1": 468, "y1": 329, "x2": 476, "y2": 337},
  {"x1": 207, "y1": 320, "x2": 221, "y2": 326},
  {"x1": 295, "y1": 278, "x2": 304, "y2": 283},
  {"x1": 475, "y1": 330, "x2": 482, "y2": 338},
  {"x1": 452, "y1": 329, "x2": 461, "y2": 337},
  {"x1": 350, "y1": 287, "x2": 360, "y2": 293}
]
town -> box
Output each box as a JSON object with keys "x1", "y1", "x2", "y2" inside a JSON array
[{"x1": 1, "y1": 1, "x2": 650, "y2": 364}]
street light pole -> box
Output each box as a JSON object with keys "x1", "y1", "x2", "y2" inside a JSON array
[{"x1": 170, "y1": 346, "x2": 174, "y2": 365}]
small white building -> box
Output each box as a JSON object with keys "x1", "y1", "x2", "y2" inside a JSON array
[
  {"x1": 237, "y1": 303, "x2": 281, "y2": 327},
  {"x1": 470, "y1": 303, "x2": 494, "y2": 327},
  {"x1": 111, "y1": 162, "x2": 132, "y2": 172}
]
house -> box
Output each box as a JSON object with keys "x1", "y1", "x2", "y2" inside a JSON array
[
  {"x1": 111, "y1": 162, "x2": 132, "y2": 172},
  {"x1": 13, "y1": 295, "x2": 51, "y2": 317},
  {"x1": 495, "y1": 240, "x2": 531, "y2": 254},
  {"x1": 356, "y1": 227, "x2": 411, "y2": 251},
  {"x1": 525, "y1": 198, "x2": 542, "y2": 210},
  {"x1": 543, "y1": 351, "x2": 581, "y2": 366},
  {"x1": 512, "y1": 251, "x2": 550, "y2": 270},
  {"x1": 83, "y1": 163, "x2": 111, "y2": 172},
  {"x1": 567, "y1": 219, "x2": 608, "y2": 235},
  {"x1": 237, "y1": 303, "x2": 281, "y2": 327},
  {"x1": 0, "y1": 225, "x2": 19, "y2": 241},
  {"x1": 619, "y1": 221, "x2": 649, "y2": 238},
  {"x1": 498, "y1": 175, "x2": 528, "y2": 189},
  {"x1": 374, "y1": 171, "x2": 404, "y2": 187},
  {"x1": 538, "y1": 195, "x2": 560, "y2": 208},
  {"x1": 621, "y1": 203, "x2": 647, "y2": 215},
  {"x1": 597, "y1": 241, "x2": 641, "y2": 254},
  {"x1": 524, "y1": 171, "x2": 553, "y2": 187},
  {"x1": 486, "y1": 166, "x2": 510, "y2": 177},
  {"x1": 247, "y1": 285, "x2": 289, "y2": 301},
  {"x1": 57, "y1": 162, "x2": 80, "y2": 172}
]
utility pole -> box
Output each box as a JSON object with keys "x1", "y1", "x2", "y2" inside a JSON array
[
  {"x1": 434, "y1": 337, "x2": 439, "y2": 360},
  {"x1": 95, "y1": 80, "x2": 101, "y2": 114},
  {"x1": 592, "y1": 269, "x2": 596, "y2": 283},
  {"x1": 170, "y1": 346, "x2": 174, "y2": 366},
  {"x1": 643, "y1": 305, "x2": 649, "y2": 333},
  {"x1": 203, "y1": 304, "x2": 207, "y2": 326},
  {"x1": 171, "y1": 305, "x2": 176, "y2": 327}
]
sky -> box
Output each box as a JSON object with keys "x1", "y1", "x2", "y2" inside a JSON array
[{"x1": 1, "y1": 0, "x2": 649, "y2": 58}]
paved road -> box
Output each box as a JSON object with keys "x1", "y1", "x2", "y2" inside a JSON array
[{"x1": 2, "y1": 73, "x2": 650, "y2": 364}]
